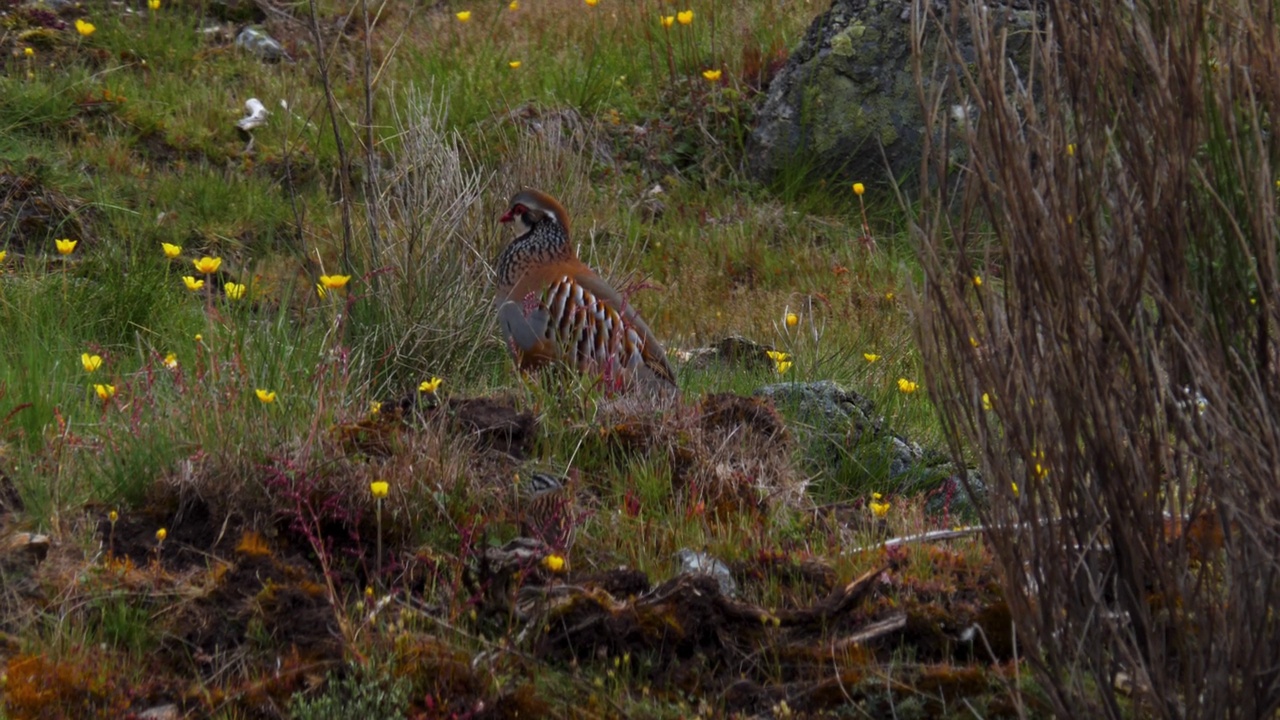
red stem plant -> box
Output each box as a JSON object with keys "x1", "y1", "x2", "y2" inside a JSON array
[{"x1": 911, "y1": 1, "x2": 1280, "y2": 717}]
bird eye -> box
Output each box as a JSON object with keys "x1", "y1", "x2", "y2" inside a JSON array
[{"x1": 513, "y1": 204, "x2": 527, "y2": 215}]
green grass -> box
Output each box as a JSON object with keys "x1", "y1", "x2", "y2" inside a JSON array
[{"x1": 0, "y1": 1, "x2": 1011, "y2": 717}]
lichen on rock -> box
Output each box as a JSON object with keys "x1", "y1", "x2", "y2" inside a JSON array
[{"x1": 749, "y1": 0, "x2": 1038, "y2": 188}]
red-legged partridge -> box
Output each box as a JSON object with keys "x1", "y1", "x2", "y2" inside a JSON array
[{"x1": 495, "y1": 189, "x2": 676, "y2": 392}]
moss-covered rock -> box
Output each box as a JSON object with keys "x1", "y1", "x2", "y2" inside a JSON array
[{"x1": 749, "y1": 0, "x2": 1038, "y2": 188}]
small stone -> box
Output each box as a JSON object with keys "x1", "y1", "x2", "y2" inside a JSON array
[
  {"x1": 675, "y1": 548, "x2": 737, "y2": 597},
  {"x1": 137, "y1": 705, "x2": 180, "y2": 720}
]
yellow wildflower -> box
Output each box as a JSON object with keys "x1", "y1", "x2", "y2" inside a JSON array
[
  {"x1": 164, "y1": 353, "x2": 178, "y2": 369},
  {"x1": 318, "y1": 274, "x2": 351, "y2": 289},
  {"x1": 702, "y1": 69, "x2": 722, "y2": 82},
  {"x1": 863, "y1": 353, "x2": 879, "y2": 363},
  {"x1": 370, "y1": 481, "x2": 389, "y2": 499},
  {"x1": 661, "y1": 15, "x2": 674, "y2": 28},
  {"x1": 775, "y1": 360, "x2": 793, "y2": 375},
  {"x1": 81, "y1": 353, "x2": 103, "y2": 373},
  {"x1": 155, "y1": 527, "x2": 167, "y2": 542},
  {"x1": 885, "y1": 291, "x2": 895, "y2": 301},
  {"x1": 455, "y1": 10, "x2": 471, "y2": 21},
  {"x1": 897, "y1": 378, "x2": 918, "y2": 394},
  {"x1": 585, "y1": 0, "x2": 599, "y2": 5},
  {"x1": 161, "y1": 242, "x2": 181, "y2": 258},
  {"x1": 148, "y1": 0, "x2": 160, "y2": 8},
  {"x1": 766, "y1": 350, "x2": 790, "y2": 362},
  {"x1": 0, "y1": 250, "x2": 6, "y2": 263},
  {"x1": 108, "y1": 510, "x2": 118, "y2": 523},
  {"x1": 509, "y1": 0, "x2": 519, "y2": 8},
  {"x1": 677, "y1": 9, "x2": 693, "y2": 24},
  {"x1": 969, "y1": 336, "x2": 979, "y2": 347},
  {"x1": 973, "y1": 275, "x2": 983, "y2": 287},
  {"x1": 194, "y1": 333, "x2": 203, "y2": 342},
  {"x1": 94, "y1": 384, "x2": 116, "y2": 400},
  {"x1": 55, "y1": 238, "x2": 77, "y2": 255},
  {"x1": 1067, "y1": 143, "x2": 1076, "y2": 157},
  {"x1": 419, "y1": 377, "x2": 443, "y2": 394},
  {"x1": 224, "y1": 282, "x2": 247, "y2": 300},
  {"x1": 24, "y1": 47, "x2": 34, "y2": 57},
  {"x1": 75, "y1": 19, "x2": 95, "y2": 36},
  {"x1": 1011, "y1": 482, "x2": 1019, "y2": 497},
  {"x1": 852, "y1": 182, "x2": 865, "y2": 196},
  {"x1": 182, "y1": 276, "x2": 204, "y2": 291},
  {"x1": 870, "y1": 499, "x2": 890, "y2": 518},
  {"x1": 192, "y1": 256, "x2": 221, "y2": 274},
  {"x1": 543, "y1": 554, "x2": 566, "y2": 572},
  {"x1": 982, "y1": 392, "x2": 992, "y2": 410},
  {"x1": 255, "y1": 388, "x2": 277, "y2": 404},
  {"x1": 509, "y1": 60, "x2": 522, "y2": 69},
  {"x1": 370, "y1": 401, "x2": 382, "y2": 415},
  {"x1": 785, "y1": 312, "x2": 798, "y2": 328},
  {"x1": 316, "y1": 283, "x2": 327, "y2": 299}
]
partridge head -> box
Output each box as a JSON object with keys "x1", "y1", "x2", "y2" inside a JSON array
[{"x1": 495, "y1": 189, "x2": 676, "y2": 393}]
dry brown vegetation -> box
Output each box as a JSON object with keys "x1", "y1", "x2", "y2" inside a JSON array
[{"x1": 913, "y1": 1, "x2": 1280, "y2": 717}]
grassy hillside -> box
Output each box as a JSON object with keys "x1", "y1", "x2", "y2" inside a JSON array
[{"x1": 0, "y1": 1, "x2": 1018, "y2": 718}]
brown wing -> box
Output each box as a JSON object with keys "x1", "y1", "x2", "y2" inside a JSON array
[
  {"x1": 506, "y1": 261, "x2": 676, "y2": 389},
  {"x1": 568, "y1": 268, "x2": 677, "y2": 388}
]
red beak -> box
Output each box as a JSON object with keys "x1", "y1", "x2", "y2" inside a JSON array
[{"x1": 499, "y1": 209, "x2": 515, "y2": 223}]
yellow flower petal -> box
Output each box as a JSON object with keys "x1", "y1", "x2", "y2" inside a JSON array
[
  {"x1": 224, "y1": 282, "x2": 246, "y2": 300},
  {"x1": 75, "y1": 19, "x2": 95, "y2": 36},
  {"x1": 182, "y1": 276, "x2": 204, "y2": 291},
  {"x1": 585, "y1": 0, "x2": 599, "y2": 5},
  {"x1": 676, "y1": 9, "x2": 693, "y2": 24},
  {"x1": 897, "y1": 378, "x2": 918, "y2": 394},
  {"x1": 255, "y1": 388, "x2": 277, "y2": 404},
  {"x1": 81, "y1": 353, "x2": 103, "y2": 373},
  {"x1": 94, "y1": 384, "x2": 116, "y2": 400},
  {"x1": 542, "y1": 554, "x2": 566, "y2": 572},
  {"x1": 155, "y1": 527, "x2": 167, "y2": 542},
  {"x1": 161, "y1": 242, "x2": 182, "y2": 258},
  {"x1": 852, "y1": 182, "x2": 865, "y2": 196},
  {"x1": 508, "y1": 60, "x2": 522, "y2": 69},
  {"x1": 148, "y1": 0, "x2": 160, "y2": 8},
  {"x1": 55, "y1": 238, "x2": 77, "y2": 255},
  {"x1": 24, "y1": 47, "x2": 34, "y2": 57},
  {"x1": 702, "y1": 69, "x2": 722, "y2": 82},
  {"x1": 660, "y1": 15, "x2": 674, "y2": 28},
  {"x1": 418, "y1": 377, "x2": 443, "y2": 394},
  {"x1": 863, "y1": 353, "x2": 879, "y2": 363},
  {"x1": 318, "y1": 274, "x2": 351, "y2": 289},
  {"x1": 509, "y1": 0, "x2": 518, "y2": 9},
  {"x1": 370, "y1": 481, "x2": 389, "y2": 499},
  {"x1": 192, "y1": 256, "x2": 221, "y2": 274},
  {"x1": 455, "y1": 10, "x2": 471, "y2": 21},
  {"x1": 785, "y1": 312, "x2": 798, "y2": 328},
  {"x1": 164, "y1": 353, "x2": 178, "y2": 369}
]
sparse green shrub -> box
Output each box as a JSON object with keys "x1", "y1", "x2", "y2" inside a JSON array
[{"x1": 289, "y1": 660, "x2": 410, "y2": 720}]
